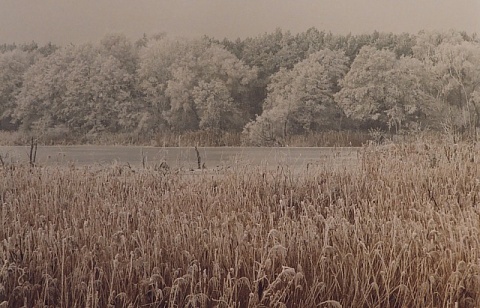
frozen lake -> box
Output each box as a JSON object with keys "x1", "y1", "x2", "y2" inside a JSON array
[{"x1": 0, "y1": 146, "x2": 360, "y2": 170}]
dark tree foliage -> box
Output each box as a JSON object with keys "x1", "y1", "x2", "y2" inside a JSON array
[{"x1": 0, "y1": 43, "x2": 17, "y2": 53}]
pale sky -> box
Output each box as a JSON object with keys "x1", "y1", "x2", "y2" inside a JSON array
[{"x1": 0, "y1": 0, "x2": 479, "y2": 44}]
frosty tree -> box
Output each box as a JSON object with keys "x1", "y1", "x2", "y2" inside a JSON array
[{"x1": 244, "y1": 49, "x2": 348, "y2": 145}]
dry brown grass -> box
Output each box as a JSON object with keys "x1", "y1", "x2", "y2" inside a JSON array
[
  {"x1": 1, "y1": 141, "x2": 480, "y2": 307},
  {"x1": 0, "y1": 130, "x2": 371, "y2": 147},
  {"x1": 284, "y1": 131, "x2": 371, "y2": 147}
]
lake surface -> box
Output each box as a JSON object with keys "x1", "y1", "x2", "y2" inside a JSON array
[{"x1": 0, "y1": 146, "x2": 360, "y2": 171}]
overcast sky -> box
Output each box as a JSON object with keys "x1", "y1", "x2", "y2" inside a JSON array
[{"x1": 1, "y1": 0, "x2": 479, "y2": 44}]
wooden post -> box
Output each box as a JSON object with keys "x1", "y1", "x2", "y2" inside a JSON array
[{"x1": 194, "y1": 145, "x2": 202, "y2": 169}]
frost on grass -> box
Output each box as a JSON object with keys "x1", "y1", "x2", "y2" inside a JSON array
[{"x1": 1, "y1": 142, "x2": 480, "y2": 307}]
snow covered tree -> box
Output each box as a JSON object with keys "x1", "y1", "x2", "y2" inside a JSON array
[
  {"x1": 0, "y1": 49, "x2": 35, "y2": 129},
  {"x1": 137, "y1": 38, "x2": 196, "y2": 132},
  {"x1": 99, "y1": 33, "x2": 138, "y2": 74},
  {"x1": 334, "y1": 46, "x2": 429, "y2": 131},
  {"x1": 243, "y1": 49, "x2": 349, "y2": 145},
  {"x1": 15, "y1": 43, "x2": 137, "y2": 135},
  {"x1": 432, "y1": 41, "x2": 480, "y2": 134},
  {"x1": 411, "y1": 31, "x2": 480, "y2": 134},
  {"x1": 193, "y1": 80, "x2": 240, "y2": 130},
  {"x1": 138, "y1": 38, "x2": 257, "y2": 133}
]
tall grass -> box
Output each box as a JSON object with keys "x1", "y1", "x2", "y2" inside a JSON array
[
  {"x1": 284, "y1": 131, "x2": 371, "y2": 147},
  {"x1": 0, "y1": 130, "x2": 242, "y2": 147},
  {"x1": 0, "y1": 130, "x2": 372, "y2": 147},
  {"x1": 1, "y1": 141, "x2": 480, "y2": 307}
]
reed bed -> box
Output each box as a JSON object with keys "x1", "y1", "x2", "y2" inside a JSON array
[{"x1": 1, "y1": 142, "x2": 480, "y2": 307}]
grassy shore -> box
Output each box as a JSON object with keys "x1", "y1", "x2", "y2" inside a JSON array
[
  {"x1": 1, "y1": 141, "x2": 480, "y2": 307},
  {"x1": 0, "y1": 130, "x2": 372, "y2": 147}
]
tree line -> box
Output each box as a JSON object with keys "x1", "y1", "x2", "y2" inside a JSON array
[{"x1": 0, "y1": 29, "x2": 479, "y2": 145}]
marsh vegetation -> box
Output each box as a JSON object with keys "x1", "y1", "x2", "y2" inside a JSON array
[{"x1": 1, "y1": 141, "x2": 480, "y2": 307}]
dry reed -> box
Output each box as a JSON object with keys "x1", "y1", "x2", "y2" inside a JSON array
[{"x1": 1, "y1": 141, "x2": 480, "y2": 307}]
